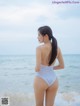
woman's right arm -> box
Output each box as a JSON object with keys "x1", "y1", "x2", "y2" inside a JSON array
[{"x1": 53, "y1": 47, "x2": 64, "y2": 70}]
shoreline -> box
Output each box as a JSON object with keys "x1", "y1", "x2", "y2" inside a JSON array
[{"x1": 0, "y1": 91, "x2": 80, "y2": 106}]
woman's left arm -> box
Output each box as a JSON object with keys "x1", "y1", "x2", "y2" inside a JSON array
[
  {"x1": 35, "y1": 47, "x2": 41, "y2": 72},
  {"x1": 53, "y1": 47, "x2": 64, "y2": 70}
]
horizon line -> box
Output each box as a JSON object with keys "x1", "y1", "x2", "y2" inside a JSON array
[{"x1": 0, "y1": 54, "x2": 80, "y2": 56}]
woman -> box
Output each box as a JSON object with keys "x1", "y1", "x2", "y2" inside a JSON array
[{"x1": 33, "y1": 26, "x2": 64, "y2": 106}]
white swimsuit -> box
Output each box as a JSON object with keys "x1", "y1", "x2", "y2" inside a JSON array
[{"x1": 36, "y1": 64, "x2": 57, "y2": 87}]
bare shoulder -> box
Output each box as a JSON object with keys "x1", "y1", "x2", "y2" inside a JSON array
[
  {"x1": 36, "y1": 46, "x2": 41, "y2": 49},
  {"x1": 36, "y1": 45, "x2": 44, "y2": 51},
  {"x1": 36, "y1": 46, "x2": 42, "y2": 53},
  {"x1": 36, "y1": 45, "x2": 42, "y2": 49}
]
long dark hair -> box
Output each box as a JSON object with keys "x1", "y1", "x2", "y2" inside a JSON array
[{"x1": 38, "y1": 26, "x2": 57, "y2": 66}]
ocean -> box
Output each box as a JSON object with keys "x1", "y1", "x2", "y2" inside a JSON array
[{"x1": 0, "y1": 54, "x2": 80, "y2": 106}]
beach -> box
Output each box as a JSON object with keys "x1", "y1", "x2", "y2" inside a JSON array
[
  {"x1": 0, "y1": 92, "x2": 80, "y2": 106},
  {"x1": 0, "y1": 55, "x2": 80, "y2": 106}
]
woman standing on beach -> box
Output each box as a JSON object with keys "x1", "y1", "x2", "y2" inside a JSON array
[{"x1": 33, "y1": 26, "x2": 64, "y2": 106}]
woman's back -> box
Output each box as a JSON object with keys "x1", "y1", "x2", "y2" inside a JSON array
[{"x1": 40, "y1": 43, "x2": 57, "y2": 66}]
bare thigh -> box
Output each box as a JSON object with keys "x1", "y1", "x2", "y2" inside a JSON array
[
  {"x1": 45, "y1": 78, "x2": 59, "y2": 106},
  {"x1": 33, "y1": 76, "x2": 48, "y2": 106}
]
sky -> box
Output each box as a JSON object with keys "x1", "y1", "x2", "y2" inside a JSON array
[{"x1": 0, "y1": 0, "x2": 80, "y2": 55}]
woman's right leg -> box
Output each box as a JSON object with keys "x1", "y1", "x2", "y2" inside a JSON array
[
  {"x1": 33, "y1": 76, "x2": 48, "y2": 106},
  {"x1": 45, "y1": 78, "x2": 59, "y2": 106}
]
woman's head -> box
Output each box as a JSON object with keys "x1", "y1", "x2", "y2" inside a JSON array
[
  {"x1": 38, "y1": 26, "x2": 53, "y2": 43},
  {"x1": 37, "y1": 25, "x2": 58, "y2": 65}
]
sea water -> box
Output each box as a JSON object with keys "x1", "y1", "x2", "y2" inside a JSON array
[{"x1": 0, "y1": 54, "x2": 80, "y2": 106}]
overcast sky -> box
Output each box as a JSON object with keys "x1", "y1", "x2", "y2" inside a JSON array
[{"x1": 0, "y1": 0, "x2": 80, "y2": 55}]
